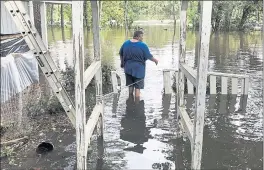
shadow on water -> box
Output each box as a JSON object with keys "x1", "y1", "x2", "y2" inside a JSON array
[{"x1": 120, "y1": 97, "x2": 150, "y2": 153}]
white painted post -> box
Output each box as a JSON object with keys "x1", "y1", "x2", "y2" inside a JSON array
[
  {"x1": 231, "y1": 77, "x2": 238, "y2": 95},
  {"x1": 241, "y1": 78, "x2": 245, "y2": 95},
  {"x1": 120, "y1": 73, "x2": 126, "y2": 88},
  {"x1": 192, "y1": 1, "x2": 212, "y2": 170},
  {"x1": 72, "y1": 1, "x2": 86, "y2": 169},
  {"x1": 111, "y1": 71, "x2": 118, "y2": 93},
  {"x1": 244, "y1": 77, "x2": 249, "y2": 95},
  {"x1": 91, "y1": 0, "x2": 104, "y2": 161},
  {"x1": 221, "y1": 76, "x2": 228, "y2": 94},
  {"x1": 187, "y1": 79, "x2": 194, "y2": 94},
  {"x1": 210, "y1": 75, "x2": 216, "y2": 94},
  {"x1": 40, "y1": 2, "x2": 48, "y2": 48},
  {"x1": 163, "y1": 70, "x2": 172, "y2": 94},
  {"x1": 178, "y1": 1, "x2": 188, "y2": 107}
]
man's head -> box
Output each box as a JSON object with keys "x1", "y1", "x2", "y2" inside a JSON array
[{"x1": 133, "y1": 30, "x2": 143, "y2": 41}]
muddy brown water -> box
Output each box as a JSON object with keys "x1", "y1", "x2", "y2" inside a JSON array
[{"x1": 1, "y1": 25, "x2": 263, "y2": 169}]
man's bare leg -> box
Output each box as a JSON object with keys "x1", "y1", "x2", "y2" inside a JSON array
[
  {"x1": 135, "y1": 88, "x2": 140, "y2": 103},
  {"x1": 129, "y1": 86, "x2": 134, "y2": 96}
]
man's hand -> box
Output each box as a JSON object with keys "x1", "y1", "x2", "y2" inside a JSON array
[
  {"x1": 150, "y1": 57, "x2": 158, "y2": 65},
  {"x1": 153, "y1": 58, "x2": 158, "y2": 65}
]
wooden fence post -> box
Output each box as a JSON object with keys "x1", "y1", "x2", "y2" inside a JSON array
[
  {"x1": 91, "y1": 0, "x2": 104, "y2": 162},
  {"x1": 163, "y1": 70, "x2": 172, "y2": 94},
  {"x1": 72, "y1": 1, "x2": 86, "y2": 169},
  {"x1": 209, "y1": 75, "x2": 216, "y2": 94},
  {"x1": 192, "y1": 1, "x2": 212, "y2": 169},
  {"x1": 111, "y1": 71, "x2": 118, "y2": 93},
  {"x1": 178, "y1": 1, "x2": 188, "y2": 107},
  {"x1": 40, "y1": 2, "x2": 48, "y2": 48}
]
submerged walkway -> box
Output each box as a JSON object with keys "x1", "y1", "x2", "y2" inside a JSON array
[{"x1": 1, "y1": 42, "x2": 262, "y2": 170}]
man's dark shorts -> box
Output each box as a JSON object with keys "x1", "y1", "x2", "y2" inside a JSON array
[{"x1": 125, "y1": 74, "x2": 144, "y2": 89}]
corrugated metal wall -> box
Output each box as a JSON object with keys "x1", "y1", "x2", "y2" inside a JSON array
[{"x1": 1, "y1": 1, "x2": 29, "y2": 35}]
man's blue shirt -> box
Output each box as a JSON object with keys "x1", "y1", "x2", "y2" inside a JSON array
[{"x1": 119, "y1": 40, "x2": 153, "y2": 79}]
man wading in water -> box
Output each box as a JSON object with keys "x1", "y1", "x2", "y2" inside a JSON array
[{"x1": 119, "y1": 30, "x2": 159, "y2": 101}]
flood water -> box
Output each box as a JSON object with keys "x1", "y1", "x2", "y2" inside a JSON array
[{"x1": 9, "y1": 24, "x2": 262, "y2": 169}]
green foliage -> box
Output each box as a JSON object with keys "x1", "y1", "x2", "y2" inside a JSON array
[
  {"x1": 210, "y1": 1, "x2": 263, "y2": 31},
  {"x1": 187, "y1": 1, "x2": 199, "y2": 30},
  {"x1": 46, "y1": 1, "x2": 181, "y2": 29}
]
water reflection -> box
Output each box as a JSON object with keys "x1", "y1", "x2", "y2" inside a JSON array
[
  {"x1": 161, "y1": 94, "x2": 171, "y2": 117},
  {"x1": 44, "y1": 25, "x2": 262, "y2": 169},
  {"x1": 120, "y1": 97, "x2": 150, "y2": 154}
]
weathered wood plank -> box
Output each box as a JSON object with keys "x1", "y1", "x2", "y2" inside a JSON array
[
  {"x1": 231, "y1": 77, "x2": 238, "y2": 95},
  {"x1": 91, "y1": 0, "x2": 101, "y2": 61},
  {"x1": 187, "y1": 79, "x2": 194, "y2": 94},
  {"x1": 164, "y1": 68, "x2": 249, "y2": 79},
  {"x1": 120, "y1": 73, "x2": 126, "y2": 88},
  {"x1": 221, "y1": 76, "x2": 228, "y2": 94},
  {"x1": 85, "y1": 104, "x2": 103, "y2": 154},
  {"x1": 91, "y1": 0, "x2": 104, "y2": 159},
  {"x1": 83, "y1": 61, "x2": 101, "y2": 88},
  {"x1": 180, "y1": 63, "x2": 197, "y2": 87},
  {"x1": 192, "y1": 1, "x2": 212, "y2": 170},
  {"x1": 0, "y1": 136, "x2": 29, "y2": 146},
  {"x1": 43, "y1": 1, "x2": 72, "y2": 4},
  {"x1": 0, "y1": 33, "x2": 22, "y2": 40},
  {"x1": 163, "y1": 70, "x2": 172, "y2": 94},
  {"x1": 178, "y1": 107, "x2": 194, "y2": 144},
  {"x1": 208, "y1": 71, "x2": 249, "y2": 78},
  {"x1": 72, "y1": 1, "x2": 86, "y2": 169},
  {"x1": 178, "y1": 1, "x2": 188, "y2": 107},
  {"x1": 209, "y1": 75, "x2": 216, "y2": 94},
  {"x1": 241, "y1": 78, "x2": 245, "y2": 95},
  {"x1": 40, "y1": 2, "x2": 48, "y2": 48},
  {"x1": 243, "y1": 77, "x2": 249, "y2": 95}
]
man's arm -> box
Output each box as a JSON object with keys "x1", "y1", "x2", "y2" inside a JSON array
[
  {"x1": 149, "y1": 56, "x2": 158, "y2": 65},
  {"x1": 143, "y1": 44, "x2": 158, "y2": 65}
]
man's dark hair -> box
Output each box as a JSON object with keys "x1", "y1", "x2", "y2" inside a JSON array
[{"x1": 133, "y1": 30, "x2": 143, "y2": 39}]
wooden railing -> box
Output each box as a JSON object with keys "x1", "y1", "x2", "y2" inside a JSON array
[{"x1": 162, "y1": 66, "x2": 249, "y2": 96}]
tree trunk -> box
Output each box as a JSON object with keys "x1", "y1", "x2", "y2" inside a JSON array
[
  {"x1": 61, "y1": 4, "x2": 65, "y2": 41},
  {"x1": 124, "y1": 0, "x2": 128, "y2": 39},
  {"x1": 223, "y1": 6, "x2": 232, "y2": 31},
  {"x1": 84, "y1": 0, "x2": 88, "y2": 28},
  {"x1": 99, "y1": 0, "x2": 103, "y2": 23},
  {"x1": 172, "y1": 1, "x2": 177, "y2": 43},
  {"x1": 239, "y1": 6, "x2": 251, "y2": 31},
  {"x1": 50, "y1": 4, "x2": 54, "y2": 26}
]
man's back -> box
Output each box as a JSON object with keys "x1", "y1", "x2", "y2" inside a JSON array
[
  {"x1": 119, "y1": 40, "x2": 152, "y2": 79},
  {"x1": 119, "y1": 30, "x2": 158, "y2": 98}
]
